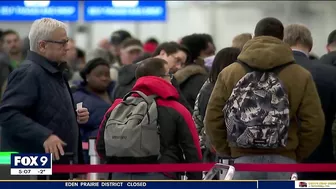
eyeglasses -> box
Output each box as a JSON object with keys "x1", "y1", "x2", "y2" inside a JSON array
[
  {"x1": 171, "y1": 55, "x2": 183, "y2": 65},
  {"x1": 44, "y1": 39, "x2": 69, "y2": 47}
]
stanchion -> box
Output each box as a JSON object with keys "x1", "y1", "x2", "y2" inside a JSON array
[{"x1": 88, "y1": 137, "x2": 99, "y2": 180}]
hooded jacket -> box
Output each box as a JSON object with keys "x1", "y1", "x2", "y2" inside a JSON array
[
  {"x1": 96, "y1": 76, "x2": 202, "y2": 180},
  {"x1": 174, "y1": 64, "x2": 208, "y2": 108},
  {"x1": 112, "y1": 63, "x2": 193, "y2": 113},
  {"x1": 205, "y1": 36, "x2": 325, "y2": 162}
]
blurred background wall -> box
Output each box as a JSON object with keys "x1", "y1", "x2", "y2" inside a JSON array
[{"x1": 0, "y1": 1, "x2": 335, "y2": 56}]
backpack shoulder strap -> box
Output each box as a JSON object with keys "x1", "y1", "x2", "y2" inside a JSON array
[
  {"x1": 123, "y1": 90, "x2": 156, "y2": 104},
  {"x1": 120, "y1": 91, "x2": 158, "y2": 124}
]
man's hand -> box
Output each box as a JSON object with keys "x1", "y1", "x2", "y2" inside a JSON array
[
  {"x1": 77, "y1": 108, "x2": 89, "y2": 124},
  {"x1": 43, "y1": 135, "x2": 67, "y2": 160}
]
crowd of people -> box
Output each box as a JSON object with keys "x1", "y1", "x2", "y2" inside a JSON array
[{"x1": 0, "y1": 16, "x2": 335, "y2": 180}]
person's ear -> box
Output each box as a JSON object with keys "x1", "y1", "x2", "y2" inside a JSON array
[
  {"x1": 159, "y1": 50, "x2": 167, "y2": 57},
  {"x1": 326, "y1": 45, "x2": 331, "y2": 53},
  {"x1": 38, "y1": 41, "x2": 47, "y2": 53}
]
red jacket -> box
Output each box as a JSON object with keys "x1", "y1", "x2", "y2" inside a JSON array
[{"x1": 96, "y1": 76, "x2": 202, "y2": 179}]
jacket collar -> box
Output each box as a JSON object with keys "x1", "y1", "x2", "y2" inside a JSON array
[
  {"x1": 292, "y1": 49, "x2": 309, "y2": 58},
  {"x1": 26, "y1": 51, "x2": 65, "y2": 74},
  {"x1": 173, "y1": 64, "x2": 208, "y2": 84}
]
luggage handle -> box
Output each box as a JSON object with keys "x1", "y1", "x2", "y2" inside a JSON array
[{"x1": 203, "y1": 163, "x2": 235, "y2": 180}]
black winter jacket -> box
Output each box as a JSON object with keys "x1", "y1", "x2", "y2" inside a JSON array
[
  {"x1": 174, "y1": 64, "x2": 208, "y2": 108},
  {"x1": 293, "y1": 50, "x2": 336, "y2": 180},
  {"x1": 320, "y1": 51, "x2": 336, "y2": 67},
  {"x1": 96, "y1": 76, "x2": 202, "y2": 180},
  {"x1": 0, "y1": 51, "x2": 83, "y2": 166}
]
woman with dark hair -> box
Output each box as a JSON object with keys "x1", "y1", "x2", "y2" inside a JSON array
[
  {"x1": 174, "y1": 34, "x2": 210, "y2": 108},
  {"x1": 193, "y1": 47, "x2": 240, "y2": 164},
  {"x1": 72, "y1": 58, "x2": 114, "y2": 163}
]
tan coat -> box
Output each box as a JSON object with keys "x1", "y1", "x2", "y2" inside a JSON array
[{"x1": 205, "y1": 36, "x2": 325, "y2": 162}]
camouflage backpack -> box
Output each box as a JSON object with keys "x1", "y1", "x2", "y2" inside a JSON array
[{"x1": 223, "y1": 60, "x2": 293, "y2": 149}]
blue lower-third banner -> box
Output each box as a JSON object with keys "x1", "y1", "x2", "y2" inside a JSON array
[
  {"x1": 0, "y1": 181, "x2": 300, "y2": 189},
  {"x1": 0, "y1": 181, "x2": 334, "y2": 189},
  {"x1": 0, "y1": 181, "x2": 336, "y2": 189}
]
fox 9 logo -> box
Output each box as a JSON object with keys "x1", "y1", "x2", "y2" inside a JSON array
[{"x1": 11, "y1": 154, "x2": 52, "y2": 168}]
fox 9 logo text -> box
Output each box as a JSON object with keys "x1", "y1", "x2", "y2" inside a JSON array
[{"x1": 11, "y1": 154, "x2": 52, "y2": 169}]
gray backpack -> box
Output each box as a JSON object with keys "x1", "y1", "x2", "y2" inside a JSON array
[
  {"x1": 223, "y1": 60, "x2": 293, "y2": 149},
  {"x1": 104, "y1": 91, "x2": 160, "y2": 158}
]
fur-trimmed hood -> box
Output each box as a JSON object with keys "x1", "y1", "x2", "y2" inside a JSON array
[{"x1": 174, "y1": 64, "x2": 208, "y2": 84}]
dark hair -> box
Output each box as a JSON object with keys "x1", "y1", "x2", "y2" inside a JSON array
[
  {"x1": 152, "y1": 41, "x2": 189, "y2": 58},
  {"x1": 1, "y1": 29, "x2": 19, "y2": 42},
  {"x1": 80, "y1": 58, "x2": 110, "y2": 83},
  {"x1": 133, "y1": 52, "x2": 151, "y2": 64},
  {"x1": 145, "y1": 37, "x2": 159, "y2": 45},
  {"x1": 76, "y1": 48, "x2": 85, "y2": 59},
  {"x1": 201, "y1": 33, "x2": 214, "y2": 45},
  {"x1": 180, "y1": 34, "x2": 208, "y2": 64},
  {"x1": 0, "y1": 30, "x2": 3, "y2": 38},
  {"x1": 328, "y1": 29, "x2": 336, "y2": 45},
  {"x1": 135, "y1": 58, "x2": 168, "y2": 79},
  {"x1": 254, "y1": 17, "x2": 284, "y2": 40},
  {"x1": 209, "y1": 47, "x2": 241, "y2": 84},
  {"x1": 120, "y1": 38, "x2": 143, "y2": 49},
  {"x1": 110, "y1": 30, "x2": 132, "y2": 46}
]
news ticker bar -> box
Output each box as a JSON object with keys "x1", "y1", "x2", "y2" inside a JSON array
[{"x1": 0, "y1": 181, "x2": 333, "y2": 189}]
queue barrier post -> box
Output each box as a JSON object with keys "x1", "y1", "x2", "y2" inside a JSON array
[{"x1": 88, "y1": 137, "x2": 99, "y2": 180}]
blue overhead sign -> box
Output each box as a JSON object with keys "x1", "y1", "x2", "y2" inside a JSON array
[
  {"x1": 84, "y1": 1, "x2": 166, "y2": 22},
  {"x1": 0, "y1": 1, "x2": 79, "y2": 21}
]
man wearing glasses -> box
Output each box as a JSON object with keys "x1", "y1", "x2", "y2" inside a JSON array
[
  {"x1": 0, "y1": 18, "x2": 89, "y2": 180},
  {"x1": 112, "y1": 42, "x2": 192, "y2": 112}
]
